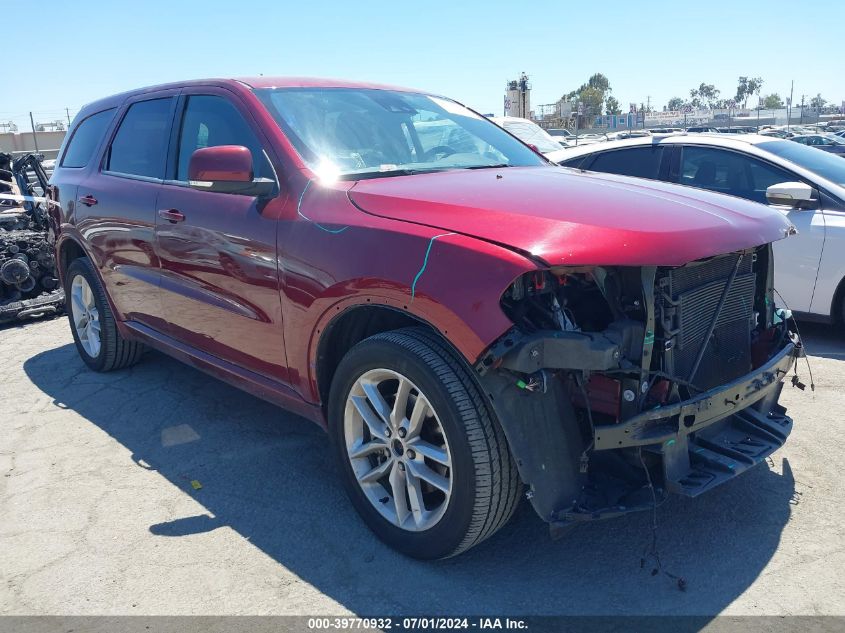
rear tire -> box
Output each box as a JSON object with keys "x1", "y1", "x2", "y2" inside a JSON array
[
  {"x1": 65, "y1": 257, "x2": 145, "y2": 372},
  {"x1": 328, "y1": 327, "x2": 521, "y2": 559}
]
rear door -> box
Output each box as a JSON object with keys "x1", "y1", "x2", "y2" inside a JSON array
[
  {"x1": 155, "y1": 88, "x2": 288, "y2": 381},
  {"x1": 74, "y1": 91, "x2": 178, "y2": 330},
  {"x1": 674, "y1": 145, "x2": 826, "y2": 312}
]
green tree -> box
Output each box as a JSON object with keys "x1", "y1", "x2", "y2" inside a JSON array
[
  {"x1": 690, "y1": 83, "x2": 720, "y2": 109},
  {"x1": 735, "y1": 76, "x2": 764, "y2": 109},
  {"x1": 605, "y1": 96, "x2": 621, "y2": 115},
  {"x1": 762, "y1": 93, "x2": 784, "y2": 109},
  {"x1": 810, "y1": 93, "x2": 827, "y2": 110},
  {"x1": 667, "y1": 97, "x2": 685, "y2": 111},
  {"x1": 562, "y1": 73, "x2": 614, "y2": 124}
]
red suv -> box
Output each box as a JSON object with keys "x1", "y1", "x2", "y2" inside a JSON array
[{"x1": 48, "y1": 78, "x2": 801, "y2": 559}]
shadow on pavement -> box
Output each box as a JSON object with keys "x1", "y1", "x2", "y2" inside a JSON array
[
  {"x1": 794, "y1": 321, "x2": 844, "y2": 362},
  {"x1": 24, "y1": 342, "x2": 800, "y2": 616}
]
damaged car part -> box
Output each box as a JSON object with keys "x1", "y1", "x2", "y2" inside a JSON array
[
  {"x1": 477, "y1": 246, "x2": 800, "y2": 533},
  {"x1": 0, "y1": 152, "x2": 64, "y2": 323}
]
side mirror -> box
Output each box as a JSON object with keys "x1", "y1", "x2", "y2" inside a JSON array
[
  {"x1": 766, "y1": 182, "x2": 818, "y2": 210},
  {"x1": 188, "y1": 145, "x2": 275, "y2": 197}
]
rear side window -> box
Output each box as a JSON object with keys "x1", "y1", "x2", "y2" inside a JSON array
[
  {"x1": 61, "y1": 109, "x2": 115, "y2": 168},
  {"x1": 106, "y1": 98, "x2": 174, "y2": 179},
  {"x1": 588, "y1": 146, "x2": 665, "y2": 180}
]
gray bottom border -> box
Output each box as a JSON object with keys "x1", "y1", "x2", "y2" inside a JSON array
[{"x1": 1, "y1": 617, "x2": 845, "y2": 633}]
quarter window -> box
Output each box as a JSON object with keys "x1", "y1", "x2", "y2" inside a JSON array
[
  {"x1": 106, "y1": 98, "x2": 174, "y2": 179},
  {"x1": 176, "y1": 95, "x2": 270, "y2": 181},
  {"x1": 61, "y1": 109, "x2": 115, "y2": 168}
]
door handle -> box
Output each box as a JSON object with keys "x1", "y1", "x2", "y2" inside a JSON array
[
  {"x1": 158, "y1": 208, "x2": 186, "y2": 223},
  {"x1": 78, "y1": 194, "x2": 98, "y2": 207}
]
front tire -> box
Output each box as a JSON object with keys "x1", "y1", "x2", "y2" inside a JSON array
[
  {"x1": 65, "y1": 257, "x2": 145, "y2": 372},
  {"x1": 329, "y1": 327, "x2": 521, "y2": 559}
]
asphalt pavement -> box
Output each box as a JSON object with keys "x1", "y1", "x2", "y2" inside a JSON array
[{"x1": 1, "y1": 316, "x2": 843, "y2": 616}]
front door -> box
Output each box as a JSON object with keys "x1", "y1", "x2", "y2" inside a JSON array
[{"x1": 155, "y1": 89, "x2": 288, "y2": 382}]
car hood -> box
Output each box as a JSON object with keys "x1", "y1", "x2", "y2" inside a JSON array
[{"x1": 347, "y1": 167, "x2": 794, "y2": 267}]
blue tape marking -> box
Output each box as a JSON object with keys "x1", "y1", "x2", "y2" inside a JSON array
[
  {"x1": 410, "y1": 232, "x2": 456, "y2": 301},
  {"x1": 296, "y1": 179, "x2": 349, "y2": 234}
]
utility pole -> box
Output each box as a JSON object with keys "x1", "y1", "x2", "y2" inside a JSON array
[
  {"x1": 787, "y1": 80, "x2": 794, "y2": 132},
  {"x1": 29, "y1": 112, "x2": 39, "y2": 153},
  {"x1": 65, "y1": 108, "x2": 72, "y2": 127},
  {"x1": 800, "y1": 95, "x2": 805, "y2": 125}
]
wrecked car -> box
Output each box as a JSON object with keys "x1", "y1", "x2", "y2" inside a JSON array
[
  {"x1": 49, "y1": 78, "x2": 801, "y2": 559},
  {"x1": 0, "y1": 152, "x2": 64, "y2": 323}
]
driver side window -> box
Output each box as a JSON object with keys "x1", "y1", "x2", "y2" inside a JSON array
[
  {"x1": 680, "y1": 146, "x2": 795, "y2": 204},
  {"x1": 176, "y1": 95, "x2": 271, "y2": 181}
]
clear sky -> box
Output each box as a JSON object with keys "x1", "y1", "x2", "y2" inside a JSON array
[{"x1": 1, "y1": 0, "x2": 841, "y2": 130}]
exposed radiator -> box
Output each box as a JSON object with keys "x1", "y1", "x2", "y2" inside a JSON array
[{"x1": 659, "y1": 252, "x2": 756, "y2": 390}]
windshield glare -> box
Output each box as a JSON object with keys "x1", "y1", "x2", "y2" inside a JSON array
[
  {"x1": 255, "y1": 88, "x2": 546, "y2": 178},
  {"x1": 500, "y1": 120, "x2": 564, "y2": 153},
  {"x1": 761, "y1": 140, "x2": 845, "y2": 187}
]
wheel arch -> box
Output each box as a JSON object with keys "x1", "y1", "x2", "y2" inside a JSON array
[
  {"x1": 831, "y1": 273, "x2": 845, "y2": 324},
  {"x1": 56, "y1": 233, "x2": 91, "y2": 283},
  {"x1": 314, "y1": 303, "x2": 463, "y2": 414}
]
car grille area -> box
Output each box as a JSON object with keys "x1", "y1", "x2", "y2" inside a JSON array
[{"x1": 659, "y1": 252, "x2": 756, "y2": 390}]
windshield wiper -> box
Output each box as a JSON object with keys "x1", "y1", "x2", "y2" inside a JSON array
[
  {"x1": 464, "y1": 163, "x2": 512, "y2": 170},
  {"x1": 346, "y1": 168, "x2": 450, "y2": 180}
]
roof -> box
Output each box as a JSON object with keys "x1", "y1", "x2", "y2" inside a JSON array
[
  {"x1": 235, "y1": 76, "x2": 423, "y2": 93},
  {"x1": 558, "y1": 132, "x2": 778, "y2": 160},
  {"x1": 75, "y1": 77, "x2": 434, "y2": 122}
]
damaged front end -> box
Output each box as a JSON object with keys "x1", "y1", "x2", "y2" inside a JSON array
[
  {"x1": 476, "y1": 245, "x2": 801, "y2": 534},
  {"x1": 0, "y1": 153, "x2": 64, "y2": 323}
]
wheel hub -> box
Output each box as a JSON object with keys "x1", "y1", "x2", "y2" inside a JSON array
[{"x1": 392, "y1": 439, "x2": 405, "y2": 457}]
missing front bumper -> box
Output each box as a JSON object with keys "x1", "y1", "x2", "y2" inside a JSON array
[
  {"x1": 592, "y1": 340, "x2": 798, "y2": 451},
  {"x1": 549, "y1": 340, "x2": 799, "y2": 530}
]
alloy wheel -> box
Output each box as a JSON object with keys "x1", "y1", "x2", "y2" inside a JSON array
[
  {"x1": 70, "y1": 274, "x2": 101, "y2": 358},
  {"x1": 343, "y1": 368, "x2": 453, "y2": 532}
]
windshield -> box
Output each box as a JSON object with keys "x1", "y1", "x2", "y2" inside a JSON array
[
  {"x1": 498, "y1": 120, "x2": 565, "y2": 153},
  {"x1": 761, "y1": 140, "x2": 845, "y2": 186},
  {"x1": 254, "y1": 88, "x2": 546, "y2": 178}
]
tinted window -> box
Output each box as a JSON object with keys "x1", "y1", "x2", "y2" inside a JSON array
[
  {"x1": 761, "y1": 139, "x2": 845, "y2": 186},
  {"x1": 107, "y1": 98, "x2": 174, "y2": 178},
  {"x1": 588, "y1": 146, "x2": 665, "y2": 180},
  {"x1": 61, "y1": 109, "x2": 115, "y2": 168},
  {"x1": 679, "y1": 146, "x2": 795, "y2": 204},
  {"x1": 176, "y1": 95, "x2": 271, "y2": 181},
  {"x1": 559, "y1": 156, "x2": 588, "y2": 169}
]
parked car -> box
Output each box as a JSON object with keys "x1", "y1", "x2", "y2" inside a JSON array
[
  {"x1": 686, "y1": 126, "x2": 720, "y2": 133},
  {"x1": 791, "y1": 134, "x2": 845, "y2": 155},
  {"x1": 759, "y1": 129, "x2": 796, "y2": 139},
  {"x1": 716, "y1": 127, "x2": 752, "y2": 134},
  {"x1": 559, "y1": 134, "x2": 845, "y2": 324},
  {"x1": 49, "y1": 78, "x2": 800, "y2": 559},
  {"x1": 609, "y1": 130, "x2": 651, "y2": 140},
  {"x1": 547, "y1": 128, "x2": 575, "y2": 144},
  {"x1": 490, "y1": 116, "x2": 571, "y2": 159}
]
